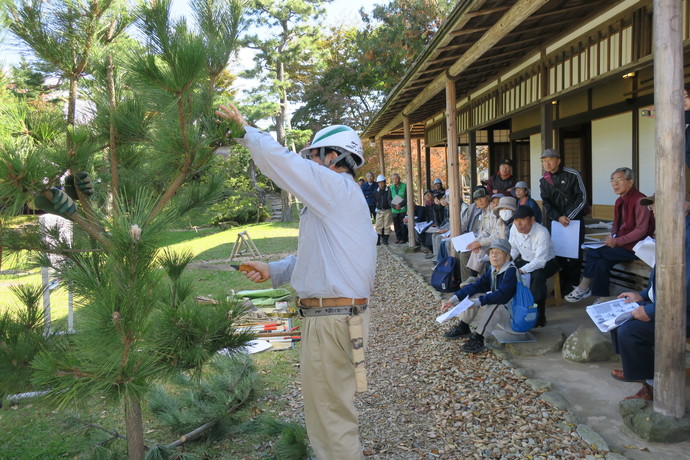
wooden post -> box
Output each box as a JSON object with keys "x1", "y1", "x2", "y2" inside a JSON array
[
  {"x1": 378, "y1": 138, "x2": 386, "y2": 177},
  {"x1": 416, "y1": 138, "x2": 423, "y2": 204},
  {"x1": 469, "y1": 131, "x2": 477, "y2": 189},
  {"x1": 425, "y1": 146, "x2": 432, "y2": 190},
  {"x1": 446, "y1": 81, "x2": 462, "y2": 246},
  {"x1": 652, "y1": 0, "x2": 686, "y2": 418},
  {"x1": 403, "y1": 117, "x2": 416, "y2": 247}
]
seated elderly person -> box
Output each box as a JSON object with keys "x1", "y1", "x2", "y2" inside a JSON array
[
  {"x1": 456, "y1": 188, "x2": 491, "y2": 279},
  {"x1": 463, "y1": 196, "x2": 515, "y2": 275},
  {"x1": 428, "y1": 192, "x2": 450, "y2": 260},
  {"x1": 509, "y1": 205, "x2": 560, "y2": 327},
  {"x1": 565, "y1": 167, "x2": 654, "y2": 302},
  {"x1": 442, "y1": 239, "x2": 517, "y2": 352},
  {"x1": 512, "y1": 181, "x2": 542, "y2": 224},
  {"x1": 610, "y1": 195, "x2": 690, "y2": 401}
]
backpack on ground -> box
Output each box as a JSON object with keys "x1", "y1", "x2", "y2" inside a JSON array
[{"x1": 431, "y1": 256, "x2": 459, "y2": 292}]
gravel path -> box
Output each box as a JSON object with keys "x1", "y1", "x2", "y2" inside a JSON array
[{"x1": 355, "y1": 247, "x2": 597, "y2": 459}]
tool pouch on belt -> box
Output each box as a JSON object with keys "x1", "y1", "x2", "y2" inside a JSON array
[{"x1": 348, "y1": 314, "x2": 367, "y2": 393}]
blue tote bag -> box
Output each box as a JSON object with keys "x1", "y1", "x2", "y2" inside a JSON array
[{"x1": 511, "y1": 271, "x2": 537, "y2": 332}]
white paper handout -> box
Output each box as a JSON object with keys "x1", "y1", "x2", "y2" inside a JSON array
[
  {"x1": 436, "y1": 297, "x2": 474, "y2": 323},
  {"x1": 586, "y1": 298, "x2": 639, "y2": 333},
  {"x1": 414, "y1": 221, "x2": 433, "y2": 234},
  {"x1": 451, "y1": 232, "x2": 477, "y2": 252},
  {"x1": 391, "y1": 195, "x2": 403, "y2": 206},
  {"x1": 551, "y1": 220, "x2": 581, "y2": 259},
  {"x1": 581, "y1": 242, "x2": 605, "y2": 250},
  {"x1": 633, "y1": 237, "x2": 656, "y2": 268}
]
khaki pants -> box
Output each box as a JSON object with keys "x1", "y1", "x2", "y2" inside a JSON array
[
  {"x1": 374, "y1": 209, "x2": 393, "y2": 235},
  {"x1": 301, "y1": 309, "x2": 370, "y2": 460},
  {"x1": 459, "y1": 299, "x2": 510, "y2": 337}
]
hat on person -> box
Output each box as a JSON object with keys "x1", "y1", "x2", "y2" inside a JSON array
[
  {"x1": 376, "y1": 174, "x2": 386, "y2": 182},
  {"x1": 493, "y1": 196, "x2": 517, "y2": 216},
  {"x1": 513, "y1": 181, "x2": 530, "y2": 195},
  {"x1": 513, "y1": 205, "x2": 535, "y2": 219},
  {"x1": 491, "y1": 193, "x2": 504, "y2": 200},
  {"x1": 489, "y1": 238, "x2": 512, "y2": 255},
  {"x1": 433, "y1": 178, "x2": 442, "y2": 185},
  {"x1": 639, "y1": 194, "x2": 655, "y2": 206},
  {"x1": 540, "y1": 148, "x2": 561, "y2": 159},
  {"x1": 499, "y1": 158, "x2": 513, "y2": 166},
  {"x1": 433, "y1": 191, "x2": 445, "y2": 199},
  {"x1": 424, "y1": 189, "x2": 433, "y2": 196},
  {"x1": 472, "y1": 188, "x2": 487, "y2": 200}
]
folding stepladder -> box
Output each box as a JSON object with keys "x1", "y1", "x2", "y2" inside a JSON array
[{"x1": 230, "y1": 230, "x2": 261, "y2": 260}]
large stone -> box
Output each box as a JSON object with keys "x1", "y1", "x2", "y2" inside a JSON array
[
  {"x1": 619, "y1": 399, "x2": 690, "y2": 442},
  {"x1": 576, "y1": 424, "x2": 609, "y2": 451},
  {"x1": 540, "y1": 391, "x2": 571, "y2": 410},
  {"x1": 505, "y1": 328, "x2": 567, "y2": 357},
  {"x1": 562, "y1": 325, "x2": 615, "y2": 363}
]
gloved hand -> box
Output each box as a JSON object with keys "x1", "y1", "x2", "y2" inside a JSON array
[
  {"x1": 34, "y1": 188, "x2": 77, "y2": 216},
  {"x1": 471, "y1": 297, "x2": 482, "y2": 308},
  {"x1": 64, "y1": 171, "x2": 94, "y2": 200}
]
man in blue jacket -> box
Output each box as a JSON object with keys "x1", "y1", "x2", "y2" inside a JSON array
[
  {"x1": 361, "y1": 171, "x2": 377, "y2": 219},
  {"x1": 610, "y1": 195, "x2": 690, "y2": 401}
]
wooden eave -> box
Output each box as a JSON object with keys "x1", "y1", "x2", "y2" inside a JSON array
[{"x1": 362, "y1": 0, "x2": 626, "y2": 141}]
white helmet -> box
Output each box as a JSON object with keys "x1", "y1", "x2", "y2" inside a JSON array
[
  {"x1": 299, "y1": 125, "x2": 364, "y2": 170},
  {"x1": 376, "y1": 174, "x2": 386, "y2": 182},
  {"x1": 433, "y1": 178, "x2": 442, "y2": 185}
]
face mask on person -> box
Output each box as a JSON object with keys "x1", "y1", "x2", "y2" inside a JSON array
[{"x1": 499, "y1": 209, "x2": 513, "y2": 221}]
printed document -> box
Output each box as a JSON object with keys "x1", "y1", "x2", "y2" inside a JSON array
[
  {"x1": 415, "y1": 221, "x2": 433, "y2": 234},
  {"x1": 633, "y1": 237, "x2": 656, "y2": 268},
  {"x1": 436, "y1": 297, "x2": 474, "y2": 323},
  {"x1": 451, "y1": 232, "x2": 477, "y2": 252},
  {"x1": 391, "y1": 195, "x2": 403, "y2": 206},
  {"x1": 551, "y1": 220, "x2": 581, "y2": 259},
  {"x1": 586, "y1": 298, "x2": 639, "y2": 333}
]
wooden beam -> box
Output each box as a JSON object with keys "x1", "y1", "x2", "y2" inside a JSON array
[
  {"x1": 652, "y1": 0, "x2": 686, "y2": 419},
  {"x1": 425, "y1": 146, "x2": 432, "y2": 191},
  {"x1": 416, "y1": 138, "x2": 423, "y2": 204},
  {"x1": 377, "y1": 0, "x2": 550, "y2": 138},
  {"x1": 403, "y1": 117, "x2": 416, "y2": 247},
  {"x1": 446, "y1": 80, "x2": 462, "y2": 245},
  {"x1": 449, "y1": 27, "x2": 490, "y2": 38},
  {"x1": 378, "y1": 138, "x2": 385, "y2": 177},
  {"x1": 466, "y1": 5, "x2": 511, "y2": 18}
]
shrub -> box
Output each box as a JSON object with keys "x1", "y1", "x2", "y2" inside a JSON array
[{"x1": 208, "y1": 193, "x2": 269, "y2": 226}]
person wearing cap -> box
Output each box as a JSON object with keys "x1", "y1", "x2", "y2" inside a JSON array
[
  {"x1": 486, "y1": 158, "x2": 516, "y2": 196},
  {"x1": 463, "y1": 196, "x2": 514, "y2": 275},
  {"x1": 374, "y1": 174, "x2": 393, "y2": 245},
  {"x1": 509, "y1": 205, "x2": 560, "y2": 327},
  {"x1": 433, "y1": 177, "x2": 445, "y2": 193},
  {"x1": 216, "y1": 104, "x2": 376, "y2": 460},
  {"x1": 565, "y1": 168, "x2": 654, "y2": 302},
  {"x1": 609, "y1": 195, "x2": 690, "y2": 401},
  {"x1": 390, "y1": 173, "x2": 408, "y2": 244},
  {"x1": 361, "y1": 171, "x2": 378, "y2": 219},
  {"x1": 455, "y1": 187, "x2": 491, "y2": 281},
  {"x1": 494, "y1": 195, "x2": 517, "y2": 232},
  {"x1": 441, "y1": 239, "x2": 518, "y2": 351},
  {"x1": 490, "y1": 192, "x2": 504, "y2": 210},
  {"x1": 538, "y1": 148, "x2": 588, "y2": 291},
  {"x1": 512, "y1": 181, "x2": 542, "y2": 224}
]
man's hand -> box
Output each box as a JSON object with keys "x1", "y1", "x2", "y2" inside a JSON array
[
  {"x1": 618, "y1": 291, "x2": 643, "y2": 304},
  {"x1": 558, "y1": 216, "x2": 570, "y2": 226},
  {"x1": 34, "y1": 188, "x2": 76, "y2": 216},
  {"x1": 239, "y1": 261, "x2": 270, "y2": 283},
  {"x1": 631, "y1": 305, "x2": 651, "y2": 322},
  {"x1": 215, "y1": 103, "x2": 248, "y2": 137},
  {"x1": 466, "y1": 240, "x2": 481, "y2": 251},
  {"x1": 441, "y1": 295, "x2": 460, "y2": 312},
  {"x1": 64, "y1": 171, "x2": 94, "y2": 200},
  {"x1": 604, "y1": 236, "x2": 618, "y2": 248},
  {"x1": 394, "y1": 204, "x2": 401, "y2": 210}
]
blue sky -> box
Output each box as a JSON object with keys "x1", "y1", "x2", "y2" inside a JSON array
[{"x1": 1, "y1": 0, "x2": 372, "y2": 68}]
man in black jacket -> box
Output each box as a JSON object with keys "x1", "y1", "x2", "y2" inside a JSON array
[{"x1": 538, "y1": 148, "x2": 588, "y2": 291}]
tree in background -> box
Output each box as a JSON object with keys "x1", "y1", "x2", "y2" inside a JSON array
[
  {"x1": 241, "y1": 0, "x2": 331, "y2": 222},
  {"x1": 0, "y1": 1, "x2": 251, "y2": 458}
]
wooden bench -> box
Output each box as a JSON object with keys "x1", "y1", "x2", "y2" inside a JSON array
[{"x1": 609, "y1": 259, "x2": 652, "y2": 294}]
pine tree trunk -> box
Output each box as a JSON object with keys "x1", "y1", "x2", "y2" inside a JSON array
[
  {"x1": 280, "y1": 190, "x2": 293, "y2": 222},
  {"x1": 124, "y1": 394, "x2": 145, "y2": 460},
  {"x1": 275, "y1": 61, "x2": 293, "y2": 222}
]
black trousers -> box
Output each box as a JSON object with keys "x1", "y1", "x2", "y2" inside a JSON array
[{"x1": 392, "y1": 212, "x2": 407, "y2": 242}]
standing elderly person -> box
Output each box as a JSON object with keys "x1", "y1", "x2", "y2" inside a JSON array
[
  {"x1": 509, "y1": 206, "x2": 560, "y2": 327},
  {"x1": 513, "y1": 181, "x2": 542, "y2": 224},
  {"x1": 361, "y1": 171, "x2": 377, "y2": 219},
  {"x1": 610, "y1": 195, "x2": 690, "y2": 401},
  {"x1": 374, "y1": 174, "x2": 393, "y2": 245},
  {"x1": 565, "y1": 168, "x2": 654, "y2": 302},
  {"x1": 486, "y1": 158, "x2": 516, "y2": 196},
  {"x1": 390, "y1": 173, "x2": 408, "y2": 244},
  {"x1": 216, "y1": 104, "x2": 376, "y2": 460},
  {"x1": 539, "y1": 148, "x2": 588, "y2": 292}
]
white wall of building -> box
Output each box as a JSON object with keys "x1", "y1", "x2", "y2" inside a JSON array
[
  {"x1": 530, "y1": 133, "x2": 543, "y2": 200},
  {"x1": 591, "y1": 112, "x2": 633, "y2": 205},
  {"x1": 637, "y1": 108, "x2": 657, "y2": 196}
]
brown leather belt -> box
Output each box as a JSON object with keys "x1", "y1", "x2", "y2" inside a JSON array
[{"x1": 299, "y1": 297, "x2": 368, "y2": 308}]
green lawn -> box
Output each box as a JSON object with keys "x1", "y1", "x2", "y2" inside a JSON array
[{"x1": 0, "y1": 219, "x2": 302, "y2": 458}]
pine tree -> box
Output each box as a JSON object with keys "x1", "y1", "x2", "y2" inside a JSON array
[{"x1": 0, "y1": 1, "x2": 250, "y2": 458}]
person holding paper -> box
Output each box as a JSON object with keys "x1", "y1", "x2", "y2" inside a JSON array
[
  {"x1": 539, "y1": 148, "x2": 588, "y2": 291},
  {"x1": 456, "y1": 188, "x2": 491, "y2": 281},
  {"x1": 609, "y1": 196, "x2": 690, "y2": 401},
  {"x1": 509, "y1": 206, "x2": 560, "y2": 327},
  {"x1": 565, "y1": 168, "x2": 654, "y2": 302},
  {"x1": 441, "y1": 239, "x2": 518, "y2": 351},
  {"x1": 464, "y1": 196, "x2": 514, "y2": 275},
  {"x1": 390, "y1": 173, "x2": 408, "y2": 244}
]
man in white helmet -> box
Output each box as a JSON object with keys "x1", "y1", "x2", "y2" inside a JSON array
[
  {"x1": 216, "y1": 104, "x2": 376, "y2": 460},
  {"x1": 373, "y1": 174, "x2": 392, "y2": 245}
]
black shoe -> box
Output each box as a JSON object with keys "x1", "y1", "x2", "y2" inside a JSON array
[
  {"x1": 536, "y1": 317, "x2": 546, "y2": 327},
  {"x1": 382, "y1": 235, "x2": 389, "y2": 245},
  {"x1": 461, "y1": 333, "x2": 486, "y2": 353},
  {"x1": 444, "y1": 321, "x2": 471, "y2": 339}
]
